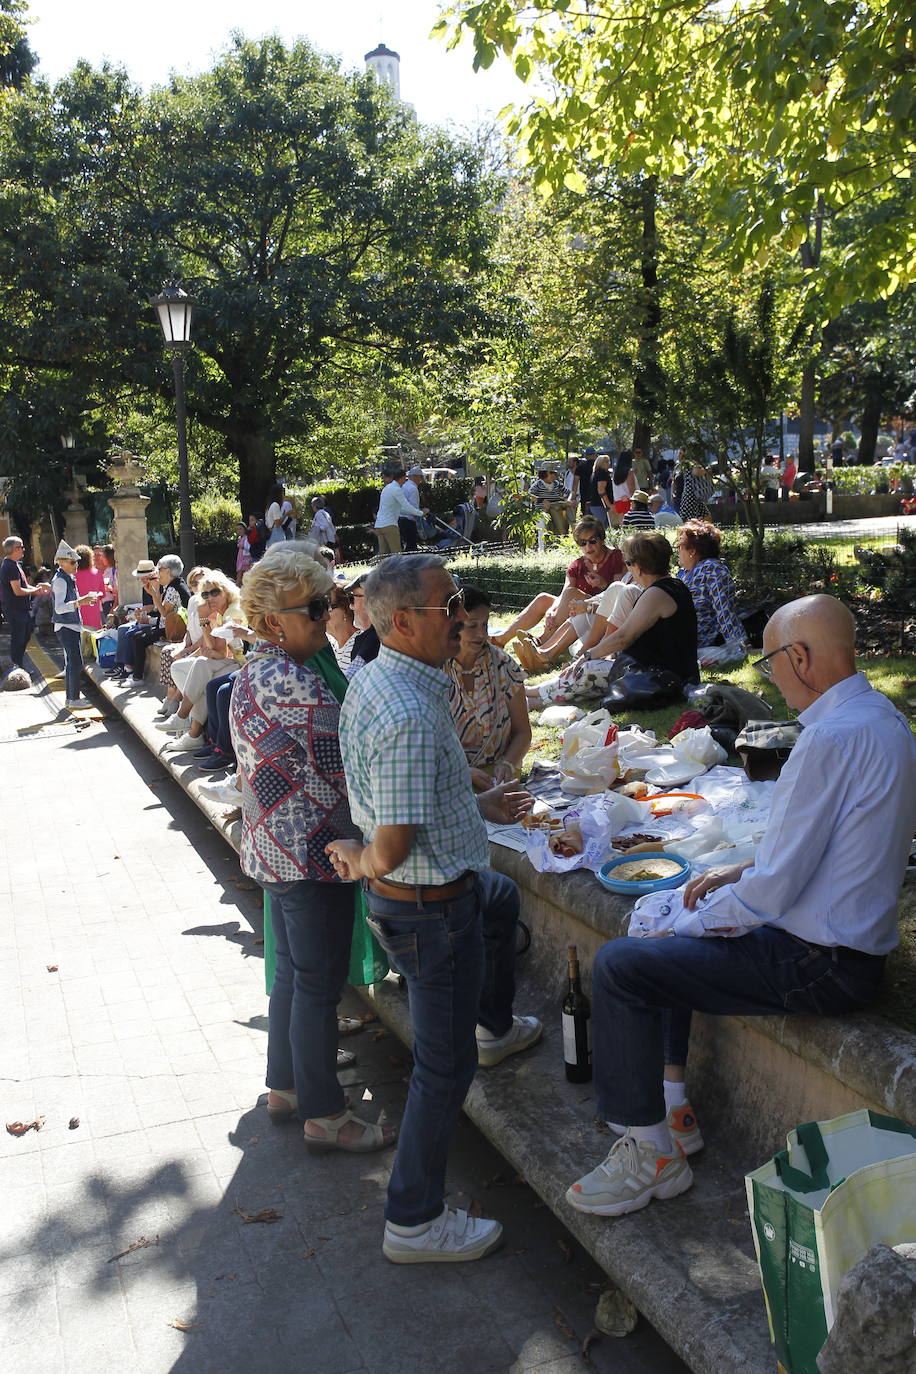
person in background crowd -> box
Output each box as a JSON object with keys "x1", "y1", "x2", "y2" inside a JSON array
[
  {"x1": 236, "y1": 522, "x2": 253, "y2": 580},
  {"x1": 399, "y1": 466, "x2": 425, "y2": 553},
  {"x1": 621, "y1": 491, "x2": 656, "y2": 530},
  {"x1": 576, "y1": 448, "x2": 596, "y2": 517},
  {"x1": 781, "y1": 454, "x2": 797, "y2": 499},
  {"x1": 327, "y1": 554, "x2": 541, "y2": 1263},
  {"x1": 246, "y1": 514, "x2": 266, "y2": 563},
  {"x1": 525, "y1": 463, "x2": 569, "y2": 538},
  {"x1": 74, "y1": 546, "x2": 106, "y2": 631},
  {"x1": 31, "y1": 567, "x2": 54, "y2": 636},
  {"x1": 327, "y1": 580, "x2": 358, "y2": 674},
  {"x1": 492, "y1": 516, "x2": 624, "y2": 664},
  {"x1": 96, "y1": 545, "x2": 117, "y2": 619},
  {"x1": 760, "y1": 455, "x2": 781, "y2": 502},
  {"x1": 1, "y1": 535, "x2": 50, "y2": 674},
  {"x1": 373, "y1": 468, "x2": 428, "y2": 558},
  {"x1": 113, "y1": 556, "x2": 189, "y2": 687},
  {"x1": 676, "y1": 520, "x2": 747, "y2": 650},
  {"x1": 587, "y1": 453, "x2": 612, "y2": 526},
  {"x1": 445, "y1": 587, "x2": 531, "y2": 791},
  {"x1": 308, "y1": 497, "x2": 337, "y2": 556},
  {"x1": 631, "y1": 446, "x2": 653, "y2": 493},
  {"x1": 345, "y1": 576, "x2": 380, "y2": 677},
  {"x1": 280, "y1": 488, "x2": 298, "y2": 538},
  {"x1": 265, "y1": 483, "x2": 288, "y2": 547},
  {"x1": 648, "y1": 493, "x2": 681, "y2": 528},
  {"x1": 52, "y1": 540, "x2": 101, "y2": 709},
  {"x1": 230, "y1": 543, "x2": 396, "y2": 1154},
  {"x1": 566, "y1": 596, "x2": 916, "y2": 1220},
  {"x1": 677, "y1": 456, "x2": 714, "y2": 522},
  {"x1": 609, "y1": 451, "x2": 637, "y2": 525}
]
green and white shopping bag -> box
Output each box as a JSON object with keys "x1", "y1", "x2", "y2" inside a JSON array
[{"x1": 746, "y1": 1110, "x2": 916, "y2": 1374}]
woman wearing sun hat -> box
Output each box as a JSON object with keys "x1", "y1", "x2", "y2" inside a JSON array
[{"x1": 52, "y1": 540, "x2": 102, "y2": 709}]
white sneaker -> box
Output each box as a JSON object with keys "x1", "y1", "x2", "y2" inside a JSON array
[
  {"x1": 65, "y1": 698, "x2": 89, "y2": 710},
  {"x1": 154, "y1": 715, "x2": 187, "y2": 732},
  {"x1": 383, "y1": 1205, "x2": 503, "y2": 1264},
  {"x1": 155, "y1": 701, "x2": 171, "y2": 717},
  {"x1": 202, "y1": 783, "x2": 243, "y2": 806},
  {"x1": 566, "y1": 1132, "x2": 693, "y2": 1217},
  {"x1": 164, "y1": 732, "x2": 202, "y2": 752},
  {"x1": 127, "y1": 676, "x2": 145, "y2": 687},
  {"x1": 476, "y1": 1015, "x2": 542, "y2": 1068}
]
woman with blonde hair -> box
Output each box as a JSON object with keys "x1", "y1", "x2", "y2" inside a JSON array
[
  {"x1": 154, "y1": 569, "x2": 254, "y2": 749},
  {"x1": 230, "y1": 542, "x2": 395, "y2": 1154},
  {"x1": 154, "y1": 566, "x2": 210, "y2": 718}
]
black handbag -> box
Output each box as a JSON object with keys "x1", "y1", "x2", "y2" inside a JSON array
[{"x1": 600, "y1": 654, "x2": 688, "y2": 713}]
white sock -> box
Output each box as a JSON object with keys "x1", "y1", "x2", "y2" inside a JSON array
[
  {"x1": 627, "y1": 1122, "x2": 674, "y2": 1154},
  {"x1": 664, "y1": 1080, "x2": 688, "y2": 1112}
]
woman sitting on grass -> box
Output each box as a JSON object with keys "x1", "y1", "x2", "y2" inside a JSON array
[
  {"x1": 445, "y1": 587, "x2": 531, "y2": 791},
  {"x1": 492, "y1": 517, "x2": 624, "y2": 669},
  {"x1": 529, "y1": 533, "x2": 698, "y2": 705}
]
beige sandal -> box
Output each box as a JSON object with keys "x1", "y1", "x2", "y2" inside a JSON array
[{"x1": 304, "y1": 1109, "x2": 397, "y2": 1155}]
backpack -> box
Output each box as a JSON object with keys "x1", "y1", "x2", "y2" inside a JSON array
[{"x1": 255, "y1": 518, "x2": 270, "y2": 545}]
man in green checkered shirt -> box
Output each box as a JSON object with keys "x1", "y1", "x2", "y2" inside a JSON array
[{"x1": 328, "y1": 555, "x2": 541, "y2": 1264}]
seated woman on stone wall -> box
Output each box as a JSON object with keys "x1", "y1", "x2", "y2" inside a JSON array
[
  {"x1": 154, "y1": 569, "x2": 255, "y2": 750},
  {"x1": 445, "y1": 587, "x2": 532, "y2": 791},
  {"x1": 155, "y1": 566, "x2": 210, "y2": 719},
  {"x1": 491, "y1": 517, "x2": 624, "y2": 668}
]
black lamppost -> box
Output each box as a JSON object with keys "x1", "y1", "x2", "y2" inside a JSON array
[{"x1": 150, "y1": 281, "x2": 197, "y2": 569}]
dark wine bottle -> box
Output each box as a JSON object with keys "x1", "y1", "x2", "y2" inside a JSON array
[{"x1": 562, "y1": 944, "x2": 592, "y2": 1082}]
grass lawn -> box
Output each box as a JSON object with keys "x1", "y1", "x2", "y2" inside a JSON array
[{"x1": 492, "y1": 614, "x2": 916, "y2": 1034}]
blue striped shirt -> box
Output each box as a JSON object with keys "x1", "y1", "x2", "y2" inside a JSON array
[{"x1": 339, "y1": 646, "x2": 490, "y2": 884}]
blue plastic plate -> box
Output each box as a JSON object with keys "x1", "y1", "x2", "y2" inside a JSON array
[{"x1": 597, "y1": 851, "x2": 691, "y2": 896}]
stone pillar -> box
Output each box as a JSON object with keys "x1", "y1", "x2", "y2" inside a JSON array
[
  {"x1": 106, "y1": 451, "x2": 151, "y2": 606},
  {"x1": 62, "y1": 481, "x2": 90, "y2": 550}
]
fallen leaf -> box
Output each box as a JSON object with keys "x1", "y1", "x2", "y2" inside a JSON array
[
  {"x1": 370, "y1": 1029, "x2": 387, "y2": 1042},
  {"x1": 168, "y1": 1317, "x2": 198, "y2": 1332},
  {"x1": 108, "y1": 1234, "x2": 160, "y2": 1262},
  {"x1": 232, "y1": 879, "x2": 256, "y2": 890},
  {"x1": 581, "y1": 1328, "x2": 601, "y2": 1365},
  {"x1": 232, "y1": 1205, "x2": 282, "y2": 1225},
  {"x1": 247, "y1": 1136, "x2": 259, "y2": 1144},
  {"x1": 214, "y1": 1273, "x2": 237, "y2": 1281},
  {"x1": 468, "y1": 1198, "x2": 483, "y2": 1218},
  {"x1": 68, "y1": 1117, "x2": 80, "y2": 1130},
  {"x1": 301, "y1": 1249, "x2": 315, "y2": 1259},
  {"x1": 552, "y1": 1307, "x2": 576, "y2": 1343},
  {"x1": 46, "y1": 964, "x2": 59, "y2": 972},
  {"x1": 6, "y1": 1117, "x2": 45, "y2": 1137},
  {"x1": 558, "y1": 1238, "x2": 573, "y2": 1263}
]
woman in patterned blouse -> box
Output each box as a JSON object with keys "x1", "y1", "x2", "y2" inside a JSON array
[
  {"x1": 445, "y1": 587, "x2": 532, "y2": 791},
  {"x1": 230, "y1": 544, "x2": 396, "y2": 1156},
  {"x1": 676, "y1": 520, "x2": 748, "y2": 649}
]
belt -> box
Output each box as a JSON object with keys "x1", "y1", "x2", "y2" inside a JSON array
[
  {"x1": 793, "y1": 935, "x2": 883, "y2": 963},
  {"x1": 367, "y1": 872, "x2": 474, "y2": 904}
]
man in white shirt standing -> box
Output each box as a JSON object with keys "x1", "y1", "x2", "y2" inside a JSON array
[
  {"x1": 373, "y1": 468, "x2": 427, "y2": 558},
  {"x1": 399, "y1": 465, "x2": 424, "y2": 552},
  {"x1": 566, "y1": 594, "x2": 916, "y2": 1219}
]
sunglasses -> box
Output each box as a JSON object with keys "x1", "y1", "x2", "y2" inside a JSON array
[
  {"x1": 409, "y1": 589, "x2": 465, "y2": 617},
  {"x1": 276, "y1": 594, "x2": 331, "y2": 622},
  {"x1": 201, "y1": 588, "x2": 223, "y2": 598},
  {"x1": 576, "y1": 537, "x2": 603, "y2": 547}
]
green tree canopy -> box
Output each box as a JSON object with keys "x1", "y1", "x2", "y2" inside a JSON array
[{"x1": 438, "y1": 0, "x2": 915, "y2": 312}]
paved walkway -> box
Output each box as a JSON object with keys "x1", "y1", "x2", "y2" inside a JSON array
[{"x1": 0, "y1": 649, "x2": 686, "y2": 1374}]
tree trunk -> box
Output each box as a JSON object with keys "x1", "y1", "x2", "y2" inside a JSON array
[
  {"x1": 857, "y1": 383, "x2": 883, "y2": 465},
  {"x1": 797, "y1": 359, "x2": 817, "y2": 472},
  {"x1": 227, "y1": 429, "x2": 277, "y2": 521},
  {"x1": 632, "y1": 176, "x2": 661, "y2": 455}
]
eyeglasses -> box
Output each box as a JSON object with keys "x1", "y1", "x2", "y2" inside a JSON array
[
  {"x1": 276, "y1": 595, "x2": 331, "y2": 622},
  {"x1": 201, "y1": 588, "x2": 223, "y2": 598},
  {"x1": 752, "y1": 643, "x2": 799, "y2": 680},
  {"x1": 624, "y1": 559, "x2": 635, "y2": 567},
  {"x1": 409, "y1": 589, "x2": 465, "y2": 617},
  {"x1": 576, "y1": 537, "x2": 603, "y2": 547}
]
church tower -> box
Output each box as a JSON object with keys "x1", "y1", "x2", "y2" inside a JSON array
[{"x1": 364, "y1": 42, "x2": 401, "y2": 99}]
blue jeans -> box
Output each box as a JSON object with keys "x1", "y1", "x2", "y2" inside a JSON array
[
  {"x1": 204, "y1": 671, "x2": 238, "y2": 756},
  {"x1": 587, "y1": 504, "x2": 608, "y2": 527},
  {"x1": 57, "y1": 626, "x2": 83, "y2": 700},
  {"x1": 365, "y1": 869, "x2": 521, "y2": 1225},
  {"x1": 115, "y1": 622, "x2": 149, "y2": 668},
  {"x1": 8, "y1": 613, "x2": 30, "y2": 668},
  {"x1": 592, "y1": 927, "x2": 886, "y2": 1126},
  {"x1": 261, "y1": 878, "x2": 355, "y2": 1120}
]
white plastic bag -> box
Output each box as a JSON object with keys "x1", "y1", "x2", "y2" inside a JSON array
[
  {"x1": 616, "y1": 726, "x2": 659, "y2": 774},
  {"x1": 698, "y1": 638, "x2": 747, "y2": 668},
  {"x1": 559, "y1": 710, "x2": 619, "y2": 794},
  {"x1": 670, "y1": 727, "x2": 728, "y2": 769}
]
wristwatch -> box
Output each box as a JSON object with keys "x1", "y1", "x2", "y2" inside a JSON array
[{"x1": 583, "y1": 649, "x2": 591, "y2": 661}]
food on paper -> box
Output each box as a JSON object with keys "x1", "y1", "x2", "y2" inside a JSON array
[
  {"x1": 611, "y1": 833, "x2": 665, "y2": 852},
  {"x1": 549, "y1": 825, "x2": 584, "y2": 858},
  {"x1": 620, "y1": 780, "x2": 651, "y2": 798}
]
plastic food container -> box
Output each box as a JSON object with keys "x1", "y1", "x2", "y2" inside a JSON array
[{"x1": 597, "y1": 851, "x2": 691, "y2": 896}]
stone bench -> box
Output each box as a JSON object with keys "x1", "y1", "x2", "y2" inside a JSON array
[{"x1": 85, "y1": 647, "x2": 916, "y2": 1374}]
